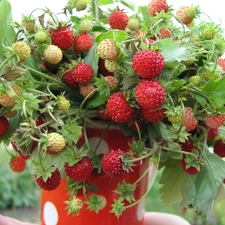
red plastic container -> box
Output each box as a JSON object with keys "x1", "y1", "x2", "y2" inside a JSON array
[{"x1": 40, "y1": 123, "x2": 155, "y2": 225}]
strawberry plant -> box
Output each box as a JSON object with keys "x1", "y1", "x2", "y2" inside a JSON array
[{"x1": 1, "y1": 0, "x2": 225, "y2": 219}]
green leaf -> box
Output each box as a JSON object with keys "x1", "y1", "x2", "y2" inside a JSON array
[
  {"x1": 119, "y1": 0, "x2": 136, "y2": 11},
  {"x1": 14, "y1": 92, "x2": 41, "y2": 117},
  {"x1": 84, "y1": 43, "x2": 99, "y2": 76},
  {"x1": 0, "y1": 0, "x2": 16, "y2": 62},
  {"x1": 159, "y1": 162, "x2": 184, "y2": 205},
  {"x1": 157, "y1": 38, "x2": 188, "y2": 68},
  {"x1": 95, "y1": 30, "x2": 129, "y2": 44},
  {"x1": 86, "y1": 91, "x2": 109, "y2": 108},
  {"x1": 201, "y1": 76, "x2": 225, "y2": 108},
  {"x1": 60, "y1": 119, "x2": 82, "y2": 145}
]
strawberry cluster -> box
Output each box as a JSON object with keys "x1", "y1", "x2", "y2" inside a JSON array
[{"x1": 1, "y1": 0, "x2": 225, "y2": 218}]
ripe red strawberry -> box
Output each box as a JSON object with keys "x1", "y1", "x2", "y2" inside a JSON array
[
  {"x1": 147, "y1": 0, "x2": 169, "y2": 16},
  {"x1": 101, "y1": 149, "x2": 127, "y2": 177},
  {"x1": 10, "y1": 154, "x2": 26, "y2": 173},
  {"x1": 0, "y1": 115, "x2": 9, "y2": 137},
  {"x1": 180, "y1": 139, "x2": 195, "y2": 152},
  {"x1": 176, "y1": 6, "x2": 196, "y2": 25},
  {"x1": 43, "y1": 45, "x2": 63, "y2": 65},
  {"x1": 97, "y1": 106, "x2": 111, "y2": 121},
  {"x1": 159, "y1": 28, "x2": 171, "y2": 38},
  {"x1": 204, "y1": 125, "x2": 219, "y2": 142},
  {"x1": 35, "y1": 168, "x2": 61, "y2": 191},
  {"x1": 141, "y1": 107, "x2": 166, "y2": 122},
  {"x1": 135, "y1": 80, "x2": 167, "y2": 110},
  {"x1": 183, "y1": 107, "x2": 198, "y2": 132},
  {"x1": 132, "y1": 50, "x2": 165, "y2": 79},
  {"x1": 62, "y1": 62, "x2": 94, "y2": 85},
  {"x1": 106, "y1": 92, "x2": 135, "y2": 123},
  {"x1": 205, "y1": 114, "x2": 225, "y2": 128},
  {"x1": 108, "y1": 10, "x2": 129, "y2": 30},
  {"x1": 74, "y1": 33, "x2": 94, "y2": 53},
  {"x1": 97, "y1": 39, "x2": 118, "y2": 60},
  {"x1": 62, "y1": 68, "x2": 78, "y2": 88},
  {"x1": 180, "y1": 147, "x2": 202, "y2": 175},
  {"x1": 213, "y1": 139, "x2": 225, "y2": 158},
  {"x1": 50, "y1": 26, "x2": 74, "y2": 50},
  {"x1": 64, "y1": 156, "x2": 93, "y2": 181}
]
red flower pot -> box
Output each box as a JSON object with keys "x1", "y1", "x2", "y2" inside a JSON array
[{"x1": 40, "y1": 123, "x2": 156, "y2": 225}]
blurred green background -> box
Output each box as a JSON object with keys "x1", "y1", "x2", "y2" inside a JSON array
[{"x1": 0, "y1": 145, "x2": 225, "y2": 225}]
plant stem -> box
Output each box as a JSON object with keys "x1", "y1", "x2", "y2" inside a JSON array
[{"x1": 0, "y1": 54, "x2": 15, "y2": 71}]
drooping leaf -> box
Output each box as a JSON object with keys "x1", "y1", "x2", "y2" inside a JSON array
[
  {"x1": 181, "y1": 151, "x2": 225, "y2": 217},
  {"x1": 159, "y1": 162, "x2": 184, "y2": 205}
]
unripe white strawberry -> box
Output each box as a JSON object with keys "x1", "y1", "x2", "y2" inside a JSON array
[
  {"x1": 57, "y1": 96, "x2": 70, "y2": 111},
  {"x1": 46, "y1": 132, "x2": 66, "y2": 154},
  {"x1": 79, "y1": 19, "x2": 93, "y2": 33},
  {"x1": 104, "y1": 60, "x2": 119, "y2": 73},
  {"x1": 12, "y1": 41, "x2": 31, "y2": 61},
  {"x1": 97, "y1": 39, "x2": 118, "y2": 60},
  {"x1": 43, "y1": 45, "x2": 63, "y2": 64}
]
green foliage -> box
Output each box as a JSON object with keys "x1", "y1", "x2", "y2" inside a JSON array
[{"x1": 0, "y1": 0, "x2": 16, "y2": 62}]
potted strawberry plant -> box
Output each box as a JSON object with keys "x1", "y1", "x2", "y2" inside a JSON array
[{"x1": 1, "y1": 0, "x2": 225, "y2": 224}]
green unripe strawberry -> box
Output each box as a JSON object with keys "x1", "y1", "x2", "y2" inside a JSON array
[
  {"x1": 12, "y1": 41, "x2": 31, "y2": 61},
  {"x1": 35, "y1": 30, "x2": 48, "y2": 43},
  {"x1": 186, "y1": 7, "x2": 196, "y2": 19},
  {"x1": 75, "y1": 0, "x2": 87, "y2": 11},
  {"x1": 79, "y1": 19, "x2": 93, "y2": 33},
  {"x1": 43, "y1": 45, "x2": 63, "y2": 64},
  {"x1": 168, "y1": 112, "x2": 183, "y2": 123},
  {"x1": 68, "y1": 0, "x2": 78, "y2": 8},
  {"x1": 127, "y1": 18, "x2": 140, "y2": 31},
  {"x1": 188, "y1": 75, "x2": 200, "y2": 87},
  {"x1": 57, "y1": 96, "x2": 70, "y2": 111},
  {"x1": 22, "y1": 17, "x2": 36, "y2": 33}
]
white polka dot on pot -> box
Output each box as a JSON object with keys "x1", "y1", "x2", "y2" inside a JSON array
[
  {"x1": 43, "y1": 201, "x2": 59, "y2": 225},
  {"x1": 88, "y1": 137, "x2": 109, "y2": 154},
  {"x1": 137, "y1": 198, "x2": 146, "y2": 221}
]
